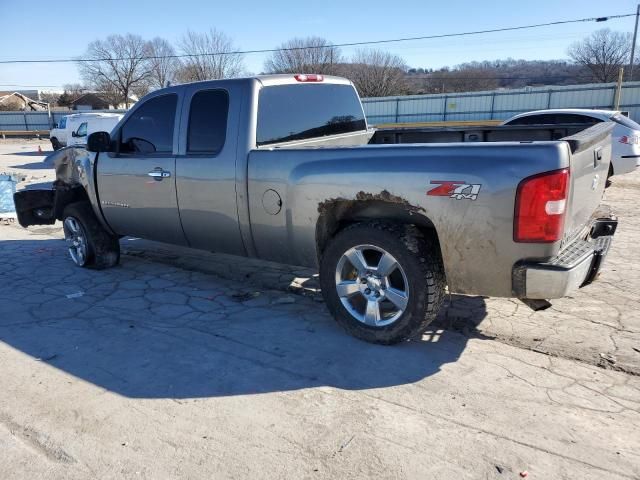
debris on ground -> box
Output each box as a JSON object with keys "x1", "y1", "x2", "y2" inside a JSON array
[
  {"x1": 231, "y1": 291, "x2": 261, "y2": 302},
  {"x1": 66, "y1": 291, "x2": 85, "y2": 299},
  {"x1": 272, "y1": 295, "x2": 296, "y2": 305},
  {"x1": 0, "y1": 173, "x2": 17, "y2": 221},
  {"x1": 599, "y1": 353, "x2": 617, "y2": 366}
]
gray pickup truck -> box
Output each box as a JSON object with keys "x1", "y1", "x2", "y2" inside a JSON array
[{"x1": 14, "y1": 74, "x2": 618, "y2": 344}]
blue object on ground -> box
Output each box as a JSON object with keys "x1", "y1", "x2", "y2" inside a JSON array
[{"x1": 0, "y1": 174, "x2": 17, "y2": 214}]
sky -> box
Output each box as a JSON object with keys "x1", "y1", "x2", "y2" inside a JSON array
[{"x1": 1, "y1": 0, "x2": 639, "y2": 91}]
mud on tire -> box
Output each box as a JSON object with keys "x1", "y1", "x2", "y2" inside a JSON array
[
  {"x1": 320, "y1": 222, "x2": 446, "y2": 345},
  {"x1": 62, "y1": 202, "x2": 120, "y2": 269}
]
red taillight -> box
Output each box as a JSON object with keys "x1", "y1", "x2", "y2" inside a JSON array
[
  {"x1": 294, "y1": 74, "x2": 324, "y2": 82},
  {"x1": 514, "y1": 168, "x2": 570, "y2": 243},
  {"x1": 619, "y1": 135, "x2": 640, "y2": 145}
]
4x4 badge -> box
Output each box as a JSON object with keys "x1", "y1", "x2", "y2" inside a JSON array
[{"x1": 427, "y1": 181, "x2": 481, "y2": 200}]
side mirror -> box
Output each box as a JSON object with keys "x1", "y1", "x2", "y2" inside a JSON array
[
  {"x1": 87, "y1": 131, "x2": 112, "y2": 152},
  {"x1": 71, "y1": 131, "x2": 77, "y2": 137}
]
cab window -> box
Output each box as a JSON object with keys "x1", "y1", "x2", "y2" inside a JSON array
[
  {"x1": 187, "y1": 90, "x2": 229, "y2": 155},
  {"x1": 76, "y1": 122, "x2": 87, "y2": 137},
  {"x1": 119, "y1": 94, "x2": 177, "y2": 154}
]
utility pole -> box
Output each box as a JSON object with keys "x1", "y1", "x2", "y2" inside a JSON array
[
  {"x1": 614, "y1": 67, "x2": 624, "y2": 110},
  {"x1": 629, "y1": 4, "x2": 640, "y2": 81}
]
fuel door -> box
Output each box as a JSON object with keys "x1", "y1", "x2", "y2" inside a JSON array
[{"x1": 262, "y1": 189, "x2": 282, "y2": 215}]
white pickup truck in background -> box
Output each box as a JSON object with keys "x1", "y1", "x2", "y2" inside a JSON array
[{"x1": 49, "y1": 113, "x2": 123, "y2": 150}]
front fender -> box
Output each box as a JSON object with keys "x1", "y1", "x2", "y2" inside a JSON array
[{"x1": 13, "y1": 147, "x2": 113, "y2": 233}]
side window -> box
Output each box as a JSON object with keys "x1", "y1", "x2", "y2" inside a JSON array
[
  {"x1": 119, "y1": 94, "x2": 177, "y2": 154},
  {"x1": 59, "y1": 117, "x2": 67, "y2": 129},
  {"x1": 509, "y1": 113, "x2": 602, "y2": 126},
  {"x1": 187, "y1": 90, "x2": 229, "y2": 154},
  {"x1": 554, "y1": 114, "x2": 601, "y2": 125},
  {"x1": 507, "y1": 115, "x2": 544, "y2": 126},
  {"x1": 77, "y1": 122, "x2": 87, "y2": 137}
]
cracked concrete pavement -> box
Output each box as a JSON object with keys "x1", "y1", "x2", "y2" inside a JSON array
[{"x1": 1, "y1": 140, "x2": 639, "y2": 479}]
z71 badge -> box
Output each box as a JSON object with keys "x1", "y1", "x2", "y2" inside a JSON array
[{"x1": 427, "y1": 181, "x2": 482, "y2": 200}]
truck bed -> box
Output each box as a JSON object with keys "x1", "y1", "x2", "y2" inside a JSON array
[
  {"x1": 248, "y1": 122, "x2": 614, "y2": 297},
  {"x1": 370, "y1": 123, "x2": 607, "y2": 153}
]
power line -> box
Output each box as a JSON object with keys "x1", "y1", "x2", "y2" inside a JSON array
[
  {"x1": 0, "y1": 84, "x2": 62, "y2": 88},
  {"x1": 0, "y1": 13, "x2": 634, "y2": 65}
]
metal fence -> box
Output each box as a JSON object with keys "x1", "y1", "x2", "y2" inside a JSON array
[
  {"x1": 3, "y1": 81, "x2": 640, "y2": 131},
  {"x1": 0, "y1": 110, "x2": 126, "y2": 132},
  {"x1": 361, "y1": 81, "x2": 640, "y2": 124}
]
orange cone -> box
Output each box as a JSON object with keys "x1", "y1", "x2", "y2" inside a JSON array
[{"x1": 38, "y1": 145, "x2": 43, "y2": 153}]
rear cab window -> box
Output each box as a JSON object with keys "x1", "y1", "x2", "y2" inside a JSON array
[
  {"x1": 256, "y1": 83, "x2": 367, "y2": 146},
  {"x1": 187, "y1": 89, "x2": 229, "y2": 155}
]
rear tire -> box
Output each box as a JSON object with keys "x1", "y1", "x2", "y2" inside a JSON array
[
  {"x1": 51, "y1": 137, "x2": 61, "y2": 150},
  {"x1": 62, "y1": 202, "x2": 120, "y2": 269},
  {"x1": 320, "y1": 222, "x2": 446, "y2": 345}
]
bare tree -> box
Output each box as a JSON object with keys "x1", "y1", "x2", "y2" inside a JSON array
[
  {"x1": 568, "y1": 29, "x2": 632, "y2": 82},
  {"x1": 264, "y1": 36, "x2": 342, "y2": 74},
  {"x1": 57, "y1": 83, "x2": 87, "y2": 107},
  {"x1": 146, "y1": 37, "x2": 180, "y2": 89},
  {"x1": 77, "y1": 34, "x2": 152, "y2": 108},
  {"x1": 39, "y1": 91, "x2": 61, "y2": 106},
  {"x1": 176, "y1": 29, "x2": 244, "y2": 82},
  {"x1": 342, "y1": 49, "x2": 408, "y2": 97}
]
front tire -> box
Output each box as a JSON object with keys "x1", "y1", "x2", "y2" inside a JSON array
[
  {"x1": 62, "y1": 202, "x2": 120, "y2": 269},
  {"x1": 320, "y1": 222, "x2": 446, "y2": 344},
  {"x1": 606, "y1": 163, "x2": 614, "y2": 188}
]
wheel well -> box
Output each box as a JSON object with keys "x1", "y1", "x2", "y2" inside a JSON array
[
  {"x1": 54, "y1": 185, "x2": 91, "y2": 220},
  {"x1": 316, "y1": 199, "x2": 441, "y2": 260}
]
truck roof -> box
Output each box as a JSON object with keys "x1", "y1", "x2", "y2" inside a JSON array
[
  {"x1": 173, "y1": 74, "x2": 354, "y2": 89},
  {"x1": 62, "y1": 112, "x2": 123, "y2": 119},
  {"x1": 506, "y1": 108, "x2": 619, "y2": 122}
]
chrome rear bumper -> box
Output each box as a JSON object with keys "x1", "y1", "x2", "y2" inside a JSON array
[{"x1": 512, "y1": 215, "x2": 617, "y2": 300}]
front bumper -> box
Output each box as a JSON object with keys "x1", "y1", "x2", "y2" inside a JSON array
[{"x1": 512, "y1": 215, "x2": 617, "y2": 299}]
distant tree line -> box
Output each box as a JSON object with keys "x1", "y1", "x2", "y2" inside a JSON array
[
  {"x1": 41, "y1": 27, "x2": 639, "y2": 107},
  {"x1": 407, "y1": 29, "x2": 638, "y2": 94}
]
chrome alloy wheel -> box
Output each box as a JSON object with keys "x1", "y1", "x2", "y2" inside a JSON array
[
  {"x1": 63, "y1": 217, "x2": 88, "y2": 266},
  {"x1": 334, "y1": 245, "x2": 409, "y2": 327}
]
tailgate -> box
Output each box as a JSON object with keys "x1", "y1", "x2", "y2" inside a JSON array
[{"x1": 562, "y1": 122, "x2": 615, "y2": 244}]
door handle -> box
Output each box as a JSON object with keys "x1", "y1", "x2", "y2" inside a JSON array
[
  {"x1": 594, "y1": 147, "x2": 603, "y2": 168},
  {"x1": 147, "y1": 168, "x2": 171, "y2": 180}
]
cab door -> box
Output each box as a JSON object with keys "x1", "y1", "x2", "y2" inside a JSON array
[
  {"x1": 175, "y1": 84, "x2": 245, "y2": 255},
  {"x1": 96, "y1": 91, "x2": 187, "y2": 245}
]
